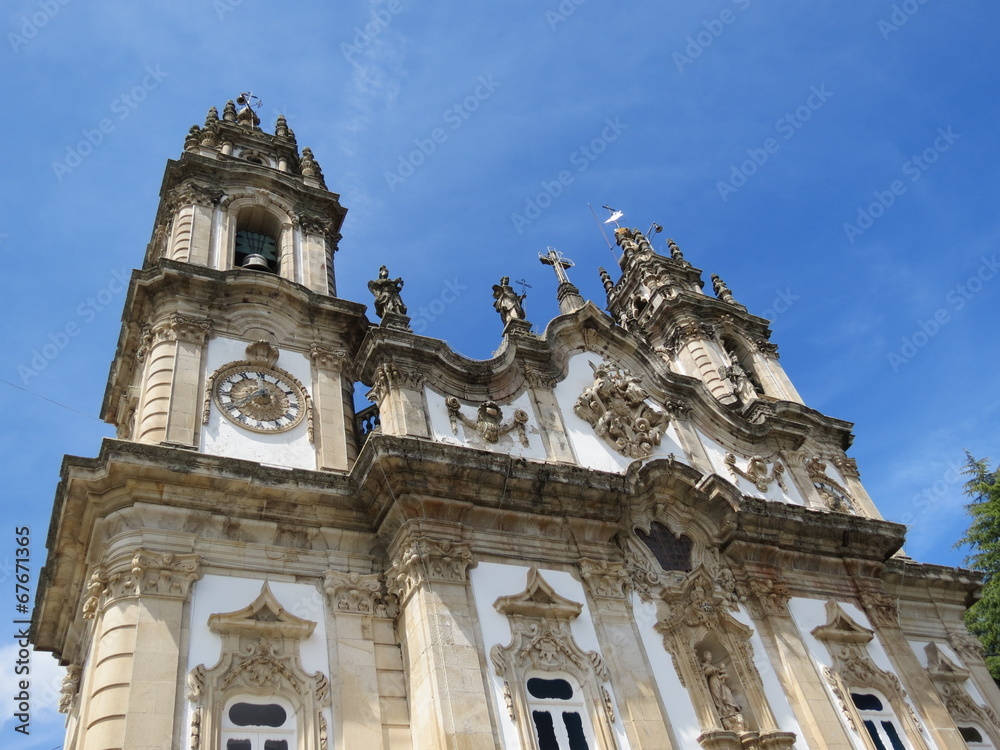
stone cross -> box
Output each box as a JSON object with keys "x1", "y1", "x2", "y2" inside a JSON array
[{"x1": 539, "y1": 247, "x2": 575, "y2": 285}]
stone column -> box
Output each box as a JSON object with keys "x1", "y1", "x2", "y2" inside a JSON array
[
  {"x1": 741, "y1": 572, "x2": 856, "y2": 750},
  {"x1": 77, "y1": 550, "x2": 200, "y2": 750},
  {"x1": 367, "y1": 363, "x2": 430, "y2": 439},
  {"x1": 858, "y1": 589, "x2": 966, "y2": 749},
  {"x1": 311, "y1": 345, "x2": 357, "y2": 471},
  {"x1": 324, "y1": 571, "x2": 390, "y2": 749},
  {"x1": 386, "y1": 531, "x2": 493, "y2": 750},
  {"x1": 579, "y1": 559, "x2": 680, "y2": 750}
]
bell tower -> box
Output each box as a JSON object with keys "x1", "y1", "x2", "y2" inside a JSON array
[{"x1": 101, "y1": 95, "x2": 368, "y2": 471}]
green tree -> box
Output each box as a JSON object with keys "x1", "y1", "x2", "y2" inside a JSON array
[{"x1": 957, "y1": 454, "x2": 1000, "y2": 680}]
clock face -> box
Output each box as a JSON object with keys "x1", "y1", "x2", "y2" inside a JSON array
[{"x1": 213, "y1": 366, "x2": 306, "y2": 433}]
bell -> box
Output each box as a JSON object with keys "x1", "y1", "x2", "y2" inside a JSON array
[{"x1": 241, "y1": 253, "x2": 271, "y2": 272}]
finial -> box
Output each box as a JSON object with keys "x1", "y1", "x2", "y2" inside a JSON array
[
  {"x1": 711, "y1": 274, "x2": 742, "y2": 307},
  {"x1": 667, "y1": 237, "x2": 684, "y2": 262},
  {"x1": 492, "y1": 276, "x2": 528, "y2": 328},
  {"x1": 599, "y1": 267, "x2": 614, "y2": 295},
  {"x1": 222, "y1": 100, "x2": 238, "y2": 122},
  {"x1": 205, "y1": 106, "x2": 219, "y2": 126},
  {"x1": 275, "y1": 114, "x2": 289, "y2": 137},
  {"x1": 184, "y1": 125, "x2": 201, "y2": 152}
]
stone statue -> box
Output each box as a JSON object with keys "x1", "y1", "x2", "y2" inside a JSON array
[
  {"x1": 492, "y1": 276, "x2": 526, "y2": 325},
  {"x1": 701, "y1": 651, "x2": 745, "y2": 731},
  {"x1": 368, "y1": 265, "x2": 408, "y2": 319}
]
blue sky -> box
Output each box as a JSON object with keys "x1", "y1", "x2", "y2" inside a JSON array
[{"x1": 3, "y1": 1, "x2": 999, "y2": 741}]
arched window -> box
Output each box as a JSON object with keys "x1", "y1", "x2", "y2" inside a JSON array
[
  {"x1": 221, "y1": 696, "x2": 296, "y2": 750},
  {"x1": 635, "y1": 523, "x2": 693, "y2": 572},
  {"x1": 233, "y1": 205, "x2": 283, "y2": 273},
  {"x1": 850, "y1": 692, "x2": 905, "y2": 750},
  {"x1": 960, "y1": 725, "x2": 995, "y2": 749},
  {"x1": 525, "y1": 674, "x2": 594, "y2": 750}
]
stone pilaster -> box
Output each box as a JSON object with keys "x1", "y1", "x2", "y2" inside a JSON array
[
  {"x1": 579, "y1": 559, "x2": 680, "y2": 749},
  {"x1": 324, "y1": 570, "x2": 390, "y2": 750},
  {"x1": 741, "y1": 572, "x2": 856, "y2": 749},
  {"x1": 134, "y1": 314, "x2": 212, "y2": 447},
  {"x1": 523, "y1": 366, "x2": 576, "y2": 463},
  {"x1": 385, "y1": 532, "x2": 491, "y2": 750},
  {"x1": 311, "y1": 345, "x2": 356, "y2": 471},
  {"x1": 856, "y1": 586, "x2": 966, "y2": 749},
  {"x1": 77, "y1": 550, "x2": 200, "y2": 750},
  {"x1": 367, "y1": 363, "x2": 430, "y2": 440}
]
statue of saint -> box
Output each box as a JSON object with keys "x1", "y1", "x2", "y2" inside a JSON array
[
  {"x1": 368, "y1": 265, "x2": 407, "y2": 319},
  {"x1": 492, "y1": 276, "x2": 526, "y2": 325}
]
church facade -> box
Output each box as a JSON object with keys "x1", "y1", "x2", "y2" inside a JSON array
[{"x1": 32, "y1": 100, "x2": 1000, "y2": 750}]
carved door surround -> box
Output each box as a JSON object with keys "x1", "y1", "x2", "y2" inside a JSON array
[
  {"x1": 924, "y1": 641, "x2": 1000, "y2": 748},
  {"x1": 654, "y1": 568, "x2": 796, "y2": 750},
  {"x1": 811, "y1": 601, "x2": 931, "y2": 750},
  {"x1": 491, "y1": 567, "x2": 620, "y2": 750},
  {"x1": 187, "y1": 582, "x2": 330, "y2": 750}
]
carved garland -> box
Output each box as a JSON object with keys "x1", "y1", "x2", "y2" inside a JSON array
[{"x1": 446, "y1": 397, "x2": 529, "y2": 446}]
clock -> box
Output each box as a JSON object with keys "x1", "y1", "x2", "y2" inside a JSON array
[{"x1": 207, "y1": 341, "x2": 309, "y2": 434}]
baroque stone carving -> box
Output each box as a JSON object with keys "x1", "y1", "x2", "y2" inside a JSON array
[
  {"x1": 385, "y1": 536, "x2": 474, "y2": 603},
  {"x1": 805, "y1": 456, "x2": 856, "y2": 512},
  {"x1": 189, "y1": 583, "x2": 330, "y2": 750},
  {"x1": 58, "y1": 664, "x2": 81, "y2": 713},
  {"x1": 324, "y1": 570, "x2": 382, "y2": 615},
  {"x1": 579, "y1": 559, "x2": 631, "y2": 600},
  {"x1": 724, "y1": 453, "x2": 787, "y2": 493},
  {"x1": 813, "y1": 601, "x2": 931, "y2": 750},
  {"x1": 446, "y1": 397, "x2": 529, "y2": 445},
  {"x1": 368, "y1": 265, "x2": 407, "y2": 319},
  {"x1": 574, "y1": 360, "x2": 669, "y2": 459},
  {"x1": 492, "y1": 276, "x2": 527, "y2": 326},
  {"x1": 491, "y1": 568, "x2": 619, "y2": 750}
]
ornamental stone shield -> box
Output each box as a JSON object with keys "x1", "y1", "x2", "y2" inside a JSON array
[{"x1": 574, "y1": 360, "x2": 668, "y2": 458}]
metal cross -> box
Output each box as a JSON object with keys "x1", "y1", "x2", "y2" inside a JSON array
[{"x1": 538, "y1": 247, "x2": 575, "y2": 285}]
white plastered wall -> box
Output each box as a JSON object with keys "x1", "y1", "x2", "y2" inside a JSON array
[
  {"x1": 201, "y1": 335, "x2": 315, "y2": 470},
  {"x1": 469, "y1": 562, "x2": 632, "y2": 750},
  {"x1": 183, "y1": 575, "x2": 333, "y2": 750},
  {"x1": 553, "y1": 352, "x2": 687, "y2": 474}
]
